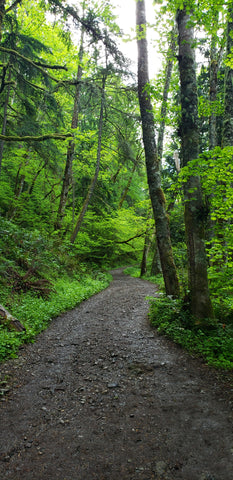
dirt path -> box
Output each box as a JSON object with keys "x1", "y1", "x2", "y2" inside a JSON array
[{"x1": 0, "y1": 268, "x2": 232, "y2": 480}]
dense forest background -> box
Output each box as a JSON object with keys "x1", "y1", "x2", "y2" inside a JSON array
[{"x1": 0, "y1": 0, "x2": 233, "y2": 369}]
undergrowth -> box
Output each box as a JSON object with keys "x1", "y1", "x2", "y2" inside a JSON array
[
  {"x1": 0, "y1": 273, "x2": 111, "y2": 363},
  {"x1": 148, "y1": 295, "x2": 233, "y2": 370},
  {"x1": 124, "y1": 265, "x2": 233, "y2": 370},
  {"x1": 123, "y1": 265, "x2": 164, "y2": 289}
]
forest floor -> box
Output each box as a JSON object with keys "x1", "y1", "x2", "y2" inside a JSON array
[{"x1": 0, "y1": 268, "x2": 233, "y2": 480}]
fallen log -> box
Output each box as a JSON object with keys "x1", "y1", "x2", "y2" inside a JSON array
[{"x1": 0, "y1": 305, "x2": 26, "y2": 332}]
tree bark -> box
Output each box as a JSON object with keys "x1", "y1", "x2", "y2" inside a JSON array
[
  {"x1": 0, "y1": 0, "x2": 5, "y2": 42},
  {"x1": 136, "y1": 0, "x2": 179, "y2": 298},
  {"x1": 140, "y1": 211, "x2": 152, "y2": 277},
  {"x1": 0, "y1": 66, "x2": 12, "y2": 175},
  {"x1": 209, "y1": 47, "x2": 218, "y2": 149},
  {"x1": 222, "y1": 2, "x2": 233, "y2": 147},
  {"x1": 150, "y1": 235, "x2": 162, "y2": 276},
  {"x1": 177, "y1": 6, "x2": 213, "y2": 319}
]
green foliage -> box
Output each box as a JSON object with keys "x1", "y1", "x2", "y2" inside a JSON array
[
  {"x1": 177, "y1": 147, "x2": 233, "y2": 267},
  {"x1": 69, "y1": 208, "x2": 147, "y2": 267},
  {"x1": 123, "y1": 266, "x2": 140, "y2": 277},
  {"x1": 123, "y1": 265, "x2": 165, "y2": 289},
  {"x1": 0, "y1": 272, "x2": 111, "y2": 363},
  {"x1": 149, "y1": 295, "x2": 233, "y2": 370}
]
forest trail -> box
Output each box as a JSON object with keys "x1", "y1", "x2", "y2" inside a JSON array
[{"x1": 0, "y1": 268, "x2": 232, "y2": 480}]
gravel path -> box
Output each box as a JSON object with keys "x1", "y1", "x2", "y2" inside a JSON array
[{"x1": 0, "y1": 268, "x2": 232, "y2": 480}]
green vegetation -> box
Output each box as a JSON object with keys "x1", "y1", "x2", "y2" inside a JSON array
[
  {"x1": 149, "y1": 294, "x2": 233, "y2": 370},
  {"x1": 125, "y1": 251, "x2": 233, "y2": 369},
  {"x1": 0, "y1": 1, "x2": 233, "y2": 370},
  {"x1": 0, "y1": 217, "x2": 112, "y2": 362},
  {"x1": 0, "y1": 274, "x2": 111, "y2": 362}
]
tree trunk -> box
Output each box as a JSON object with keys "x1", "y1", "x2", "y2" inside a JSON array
[
  {"x1": 136, "y1": 0, "x2": 179, "y2": 298},
  {"x1": 70, "y1": 74, "x2": 106, "y2": 244},
  {"x1": 140, "y1": 209, "x2": 152, "y2": 277},
  {"x1": 150, "y1": 235, "x2": 162, "y2": 276},
  {"x1": 140, "y1": 230, "x2": 151, "y2": 277},
  {"x1": 55, "y1": 26, "x2": 85, "y2": 230},
  {"x1": 177, "y1": 6, "x2": 214, "y2": 319},
  {"x1": 28, "y1": 161, "x2": 45, "y2": 195},
  {"x1": 222, "y1": 2, "x2": 233, "y2": 147},
  {"x1": 206, "y1": 21, "x2": 223, "y2": 245},
  {"x1": 0, "y1": 0, "x2": 5, "y2": 42},
  {"x1": 157, "y1": 26, "x2": 176, "y2": 161}
]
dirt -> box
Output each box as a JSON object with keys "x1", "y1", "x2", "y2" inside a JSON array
[{"x1": 0, "y1": 268, "x2": 233, "y2": 480}]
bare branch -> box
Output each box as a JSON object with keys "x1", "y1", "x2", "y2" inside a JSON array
[{"x1": 116, "y1": 230, "x2": 152, "y2": 244}]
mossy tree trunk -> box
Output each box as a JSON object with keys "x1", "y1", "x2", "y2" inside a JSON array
[
  {"x1": 140, "y1": 210, "x2": 152, "y2": 277},
  {"x1": 136, "y1": 0, "x2": 179, "y2": 298},
  {"x1": 177, "y1": 6, "x2": 214, "y2": 320},
  {"x1": 222, "y1": 2, "x2": 233, "y2": 148}
]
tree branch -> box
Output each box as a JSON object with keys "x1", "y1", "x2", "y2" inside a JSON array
[
  {"x1": 5, "y1": 0, "x2": 22, "y2": 13},
  {"x1": 116, "y1": 230, "x2": 152, "y2": 244},
  {"x1": 0, "y1": 133, "x2": 72, "y2": 142},
  {"x1": 0, "y1": 47, "x2": 62, "y2": 82},
  {"x1": 48, "y1": 0, "x2": 125, "y2": 64},
  {"x1": 34, "y1": 61, "x2": 67, "y2": 71}
]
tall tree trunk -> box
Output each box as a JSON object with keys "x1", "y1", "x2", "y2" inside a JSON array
[
  {"x1": 177, "y1": 6, "x2": 214, "y2": 319},
  {"x1": 136, "y1": 0, "x2": 179, "y2": 298},
  {"x1": 0, "y1": 66, "x2": 12, "y2": 175},
  {"x1": 157, "y1": 26, "x2": 176, "y2": 161},
  {"x1": 55, "y1": 26, "x2": 85, "y2": 230},
  {"x1": 208, "y1": 10, "x2": 224, "y2": 150},
  {"x1": 70, "y1": 74, "x2": 106, "y2": 244},
  {"x1": 140, "y1": 210, "x2": 152, "y2": 277},
  {"x1": 149, "y1": 30, "x2": 176, "y2": 273},
  {"x1": 222, "y1": 2, "x2": 233, "y2": 147},
  {"x1": 150, "y1": 234, "x2": 162, "y2": 276},
  {"x1": 206, "y1": 20, "x2": 223, "y2": 245},
  {"x1": 28, "y1": 161, "x2": 45, "y2": 195},
  {"x1": 0, "y1": 0, "x2": 5, "y2": 42},
  {"x1": 209, "y1": 48, "x2": 218, "y2": 149}
]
